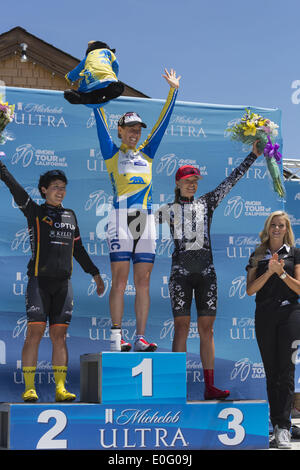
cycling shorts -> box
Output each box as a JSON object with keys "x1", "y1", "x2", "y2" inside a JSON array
[
  {"x1": 25, "y1": 277, "x2": 73, "y2": 326},
  {"x1": 106, "y1": 208, "x2": 156, "y2": 264},
  {"x1": 168, "y1": 268, "x2": 217, "y2": 317}
]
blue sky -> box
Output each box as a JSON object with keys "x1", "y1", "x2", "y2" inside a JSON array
[{"x1": 2, "y1": 0, "x2": 300, "y2": 158}]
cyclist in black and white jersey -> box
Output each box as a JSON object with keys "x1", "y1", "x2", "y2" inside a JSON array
[{"x1": 157, "y1": 141, "x2": 262, "y2": 399}]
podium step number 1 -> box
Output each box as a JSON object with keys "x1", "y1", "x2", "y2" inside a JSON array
[
  {"x1": 132, "y1": 358, "x2": 152, "y2": 396},
  {"x1": 80, "y1": 352, "x2": 187, "y2": 404}
]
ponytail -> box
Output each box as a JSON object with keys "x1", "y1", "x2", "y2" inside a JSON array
[{"x1": 174, "y1": 187, "x2": 181, "y2": 203}]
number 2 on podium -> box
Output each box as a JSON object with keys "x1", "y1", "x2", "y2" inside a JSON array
[{"x1": 132, "y1": 358, "x2": 153, "y2": 397}]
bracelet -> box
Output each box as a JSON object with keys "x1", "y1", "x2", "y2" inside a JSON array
[{"x1": 279, "y1": 271, "x2": 287, "y2": 280}]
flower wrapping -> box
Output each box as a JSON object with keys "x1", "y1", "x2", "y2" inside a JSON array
[
  {"x1": 0, "y1": 99, "x2": 15, "y2": 145},
  {"x1": 226, "y1": 109, "x2": 285, "y2": 198}
]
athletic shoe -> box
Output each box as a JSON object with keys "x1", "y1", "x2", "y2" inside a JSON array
[
  {"x1": 22, "y1": 388, "x2": 38, "y2": 402},
  {"x1": 134, "y1": 337, "x2": 157, "y2": 352},
  {"x1": 121, "y1": 339, "x2": 132, "y2": 352},
  {"x1": 204, "y1": 385, "x2": 230, "y2": 400},
  {"x1": 274, "y1": 425, "x2": 292, "y2": 449},
  {"x1": 55, "y1": 388, "x2": 76, "y2": 402},
  {"x1": 269, "y1": 432, "x2": 277, "y2": 448},
  {"x1": 291, "y1": 425, "x2": 300, "y2": 439},
  {"x1": 291, "y1": 406, "x2": 300, "y2": 418}
]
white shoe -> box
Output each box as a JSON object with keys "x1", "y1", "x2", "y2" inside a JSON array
[
  {"x1": 274, "y1": 425, "x2": 292, "y2": 449},
  {"x1": 134, "y1": 337, "x2": 157, "y2": 352}
]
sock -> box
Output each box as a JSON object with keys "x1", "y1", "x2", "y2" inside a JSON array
[
  {"x1": 23, "y1": 366, "x2": 36, "y2": 391},
  {"x1": 204, "y1": 368, "x2": 230, "y2": 398},
  {"x1": 204, "y1": 369, "x2": 214, "y2": 388},
  {"x1": 135, "y1": 335, "x2": 145, "y2": 342},
  {"x1": 53, "y1": 366, "x2": 67, "y2": 392}
]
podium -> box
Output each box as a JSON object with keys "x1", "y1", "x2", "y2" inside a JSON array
[
  {"x1": 80, "y1": 352, "x2": 187, "y2": 403},
  {"x1": 0, "y1": 352, "x2": 269, "y2": 450}
]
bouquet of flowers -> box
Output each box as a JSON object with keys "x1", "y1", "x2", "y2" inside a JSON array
[
  {"x1": 0, "y1": 99, "x2": 15, "y2": 145},
  {"x1": 227, "y1": 109, "x2": 285, "y2": 198}
]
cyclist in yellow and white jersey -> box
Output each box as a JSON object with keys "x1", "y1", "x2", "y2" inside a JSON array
[{"x1": 94, "y1": 69, "x2": 180, "y2": 351}]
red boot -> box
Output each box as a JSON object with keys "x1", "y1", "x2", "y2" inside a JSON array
[{"x1": 204, "y1": 369, "x2": 230, "y2": 400}]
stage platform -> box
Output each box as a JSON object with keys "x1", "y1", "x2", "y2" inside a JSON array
[
  {"x1": 0, "y1": 400, "x2": 269, "y2": 450},
  {"x1": 0, "y1": 352, "x2": 270, "y2": 450}
]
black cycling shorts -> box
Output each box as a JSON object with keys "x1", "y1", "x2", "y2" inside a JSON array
[
  {"x1": 25, "y1": 277, "x2": 73, "y2": 326},
  {"x1": 168, "y1": 269, "x2": 217, "y2": 317}
]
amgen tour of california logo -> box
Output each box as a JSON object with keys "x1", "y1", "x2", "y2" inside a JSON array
[
  {"x1": 11, "y1": 144, "x2": 67, "y2": 168},
  {"x1": 224, "y1": 196, "x2": 271, "y2": 219}
]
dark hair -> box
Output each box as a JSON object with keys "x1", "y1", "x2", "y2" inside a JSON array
[
  {"x1": 86, "y1": 41, "x2": 116, "y2": 55},
  {"x1": 38, "y1": 170, "x2": 68, "y2": 199},
  {"x1": 174, "y1": 187, "x2": 181, "y2": 203}
]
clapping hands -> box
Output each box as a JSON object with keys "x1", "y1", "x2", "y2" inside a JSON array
[{"x1": 268, "y1": 253, "x2": 285, "y2": 276}]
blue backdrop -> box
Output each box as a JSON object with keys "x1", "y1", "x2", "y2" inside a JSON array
[
  {"x1": 285, "y1": 180, "x2": 300, "y2": 392},
  {"x1": 0, "y1": 87, "x2": 291, "y2": 402}
]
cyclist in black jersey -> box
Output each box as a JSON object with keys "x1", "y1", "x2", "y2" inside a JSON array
[
  {"x1": 0, "y1": 162, "x2": 105, "y2": 402},
  {"x1": 157, "y1": 141, "x2": 262, "y2": 399}
]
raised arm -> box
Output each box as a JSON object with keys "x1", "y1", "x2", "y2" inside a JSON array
[
  {"x1": 162, "y1": 68, "x2": 181, "y2": 89},
  {"x1": 0, "y1": 161, "x2": 33, "y2": 215},
  {"x1": 111, "y1": 54, "x2": 119, "y2": 77},
  {"x1": 141, "y1": 69, "x2": 180, "y2": 158},
  {"x1": 66, "y1": 59, "x2": 85, "y2": 83},
  {"x1": 93, "y1": 107, "x2": 119, "y2": 160},
  {"x1": 204, "y1": 141, "x2": 262, "y2": 210}
]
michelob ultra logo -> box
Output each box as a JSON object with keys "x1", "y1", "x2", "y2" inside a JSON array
[{"x1": 100, "y1": 408, "x2": 187, "y2": 449}]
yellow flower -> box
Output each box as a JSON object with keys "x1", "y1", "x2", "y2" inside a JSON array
[
  {"x1": 257, "y1": 119, "x2": 267, "y2": 127},
  {"x1": 243, "y1": 122, "x2": 257, "y2": 136}
]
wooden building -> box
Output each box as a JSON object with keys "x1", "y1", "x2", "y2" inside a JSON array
[{"x1": 0, "y1": 26, "x2": 148, "y2": 97}]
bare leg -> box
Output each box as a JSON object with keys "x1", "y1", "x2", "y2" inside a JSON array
[
  {"x1": 198, "y1": 316, "x2": 230, "y2": 399},
  {"x1": 197, "y1": 316, "x2": 215, "y2": 369},
  {"x1": 109, "y1": 261, "x2": 130, "y2": 326},
  {"x1": 172, "y1": 316, "x2": 190, "y2": 352},
  {"x1": 50, "y1": 324, "x2": 76, "y2": 401},
  {"x1": 22, "y1": 323, "x2": 46, "y2": 367},
  {"x1": 22, "y1": 323, "x2": 46, "y2": 400},
  {"x1": 49, "y1": 324, "x2": 69, "y2": 366},
  {"x1": 133, "y1": 262, "x2": 153, "y2": 335}
]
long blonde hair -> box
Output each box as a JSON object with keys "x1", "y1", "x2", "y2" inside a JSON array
[{"x1": 251, "y1": 211, "x2": 295, "y2": 266}]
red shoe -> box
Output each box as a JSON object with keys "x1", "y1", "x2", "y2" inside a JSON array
[
  {"x1": 121, "y1": 339, "x2": 132, "y2": 352},
  {"x1": 204, "y1": 385, "x2": 230, "y2": 400}
]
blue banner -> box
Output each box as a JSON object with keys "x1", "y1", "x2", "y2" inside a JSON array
[
  {"x1": 0, "y1": 86, "x2": 286, "y2": 402},
  {"x1": 284, "y1": 180, "x2": 300, "y2": 392},
  {"x1": 4, "y1": 401, "x2": 269, "y2": 450}
]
